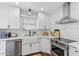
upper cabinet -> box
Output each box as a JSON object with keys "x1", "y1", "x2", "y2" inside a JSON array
[
  {"x1": 0, "y1": 6, "x2": 9, "y2": 29},
  {"x1": 37, "y1": 12, "x2": 51, "y2": 29},
  {"x1": 8, "y1": 7, "x2": 20, "y2": 29},
  {"x1": 0, "y1": 6, "x2": 20, "y2": 29}
]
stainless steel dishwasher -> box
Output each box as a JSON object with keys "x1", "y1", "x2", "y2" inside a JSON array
[
  {"x1": 15, "y1": 39, "x2": 22, "y2": 56},
  {"x1": 6, "y1": 39, "x2": 22, "y2": 56}
]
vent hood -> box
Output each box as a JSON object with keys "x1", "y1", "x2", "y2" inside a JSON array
[{"x1": 56, "y1": 2, "x2": 78, "y2": 24}]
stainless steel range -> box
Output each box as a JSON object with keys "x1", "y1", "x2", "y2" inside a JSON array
[{"x1": 51, "y1": 38, "x2": 76, "y2": 56}]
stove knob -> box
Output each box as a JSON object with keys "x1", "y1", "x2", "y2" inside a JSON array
[{"x1": 75, "y1": 50, "x2": 78, "y2": 52}]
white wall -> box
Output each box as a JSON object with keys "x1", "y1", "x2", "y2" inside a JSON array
[
  {"x1": 51, "y1": 2, "x2": 79, "y2": 41},
  {"x1": 50, "y1": 5, "x2": 63, "y2": 33},
  {"x1": 37, "y1": 12, "x2": 51, "y2": 29}
]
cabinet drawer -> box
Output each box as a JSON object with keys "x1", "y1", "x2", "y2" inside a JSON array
[
  {"x1": 69, "y1": 46, "x2": 79, "y2": 56},
  {"x1": 0, "y1": 51, "x2": 5, "y2": 56},
  {"x1": 0, "y1": 41, "x2": 6, "y2": 49},
  {"x1": 22, "y1": 38, "x2": 39, "y2": 44}
]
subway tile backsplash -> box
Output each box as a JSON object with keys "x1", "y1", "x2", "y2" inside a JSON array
[{"x1": 0, "y1": 29, "x2": 51, "y2": 37}]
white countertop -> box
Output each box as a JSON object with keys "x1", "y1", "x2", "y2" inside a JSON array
[
  {"x1": 0, "y1": 37, "x2": 23, "y2": 40},
  {"x1": 0, "y1": 36, "x2": 54, "y2": 40},
  {"x1": 24, "y1": 36, "x2": 54, "y2": 39},
  {"x1": 69, "y1": 42, "x2": 79, "y2": 49}
]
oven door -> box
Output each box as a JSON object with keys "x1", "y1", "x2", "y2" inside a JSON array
[{"x1": 51, "y1": 45, "x2": 64, "y2": 56}]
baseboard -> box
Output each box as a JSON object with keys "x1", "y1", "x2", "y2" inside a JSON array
[
  {"x1": 26, "y1": 52, "x2": 41, "y2": 56},
  {"x1": 40, "y1": 52, "x2": 50, "y2": 56},
  {"x1": 23, "y1": 52, "x2": 50, "y2": 56}
]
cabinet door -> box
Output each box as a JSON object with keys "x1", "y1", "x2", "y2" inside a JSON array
[
  {"x1": 0, "y1": 6, "x2": 9, "y2": 28},
  {"x1": 41, "y1": 38, "x2": 51, "y2": 54},
  {"x1": 69, "y1": 46, "x2": 79, "y2": 56},
  {"x1": 22, "y1": 44, "x2": 31, "y2": 55},
  {"x1": 31, "y1": 43, "x2": 40, "y2": 53},
  {"x1": 8, "y1": 7, "x2": 20, "y2": 29},
  {"x1": 0, "y1": 41, "x2": 6, "y2": 56}
]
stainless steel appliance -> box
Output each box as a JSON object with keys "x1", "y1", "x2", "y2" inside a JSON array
[
  {"x1": 55, "y1": 2, "x2": 78, "y2": 24},
  {"x1": 7, "y1": 32, "x2": 17, "y2": 38},
  {"x1": 11, "y1": 33, "x2": 17, "y2": 37},
  {"x1": 6, "y1": 40, "x2": 15, "y2": 56},
  {"x1": 0, "y1": 32, "x2": 17, "y2": 38},
  {"x1": 15, "y1": 39, "x2": 22, "y2": 56},
  {"x1": 0, "y1": 32, "x2": 7, "y2": 38},
  {"x1": 6, "y1": 39, "x2": 22, "y2": 56},
  {"x1": 51, "y1": 38, "x2": 76, "y2": 56}
]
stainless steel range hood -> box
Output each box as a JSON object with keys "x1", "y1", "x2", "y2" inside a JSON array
[{"x1": 56, "y1": 2, "x2": 78, "y2": 24}]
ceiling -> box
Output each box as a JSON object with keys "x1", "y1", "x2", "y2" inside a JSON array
[{"x1": 0, "y1": 2, "x2": 64, "y2": 14}]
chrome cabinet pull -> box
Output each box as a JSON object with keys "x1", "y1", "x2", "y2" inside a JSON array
[{"x1": 75, "y1": 50, "x2": 78, "y2": 52}]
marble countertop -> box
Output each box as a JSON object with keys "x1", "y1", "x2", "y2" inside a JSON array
[
  {"x1": 69, "y1": 42, "x2": 79, "y2": 49},
  {"x1": 0, "y1": 36, "x2": 54, "y2": 40},
  {"x1": 23, "y1": 36, "x2": 54, "y2": 39},
  {"x1": 0, "y1": 37, "x2": 23, "y2": 40}
]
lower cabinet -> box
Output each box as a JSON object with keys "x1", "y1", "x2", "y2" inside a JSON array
[
  {"x1": 69, "y1": 46, "x2": 79, "y2": 56},
  {"x1": 31, "y1": 43, "x2": 40, "y2": 53},
  {"x1": 22, "y1": 44, "x2": 31, "y2": 55},
  {"x1": 0, "y1": 41, "x2": 6, "y2": 56},
  {"x1": 22, "y1": 37, "x2": 51, "y2": 55},
  {"x1": 22, "y1": 43, "x2": 40, "y2": 55},
  {"x1": 40, "y1": 38, "x2": 51, "y2": 54}
]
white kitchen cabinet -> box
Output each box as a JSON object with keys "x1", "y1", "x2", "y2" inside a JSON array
[
  {"x1": 37, "y1": 12, "x2": 51, "y2": 29},
  {"x1": 0, "y1": 41, "x2": 6, "y2": 56},
  {"x1": 8, "y1": 7, "x2": 20, "y2": 29},
  {"x1": 22, "y1": 37, "x2": 40, "y2": 55},
  {"x1": 0, "y1": 6, "x2": 9, "y2": 29},
  {"x1": 69, "y1": 46, "x2": 79, "y2": 56},
  {"x1": 0, "y1": 6, "x2": 20, "y2": 29},
  {"x1": 22, "y1": 43, "x2": 40, "y2": 55},
  {"x1": 22, "y1": 44, "x2": 32, "y2": 55},
  {"x1": 31, "y1": 43, "x2": 40, "y2": 53},
  {"x1": 40, "y1": 38, "x2": 51, "y2": 54}
]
